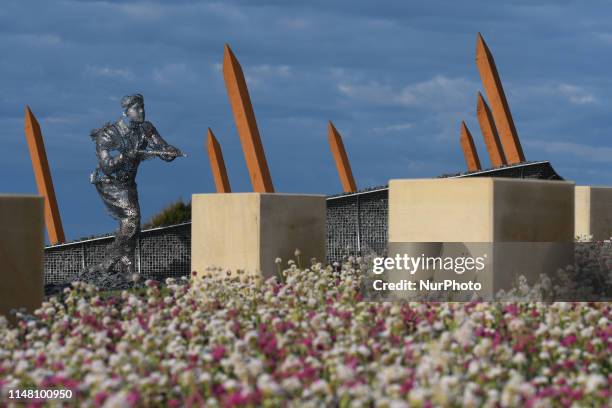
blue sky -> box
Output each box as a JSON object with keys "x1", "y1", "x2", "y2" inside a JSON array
[{"x1": 1, "y1": 0, "x2": 611, "y2": 241}]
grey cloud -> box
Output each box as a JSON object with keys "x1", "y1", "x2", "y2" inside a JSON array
[
  {"x1": 525, "y1": 140, "x2": 612, "y2": 163},
  {"x1": 2, "y1": 0, "x2": 612, "y2": 239}
]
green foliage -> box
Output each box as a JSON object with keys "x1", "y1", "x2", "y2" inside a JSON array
[{"x1": 143, "y1": 198, "x2": 191, "y2": 229}]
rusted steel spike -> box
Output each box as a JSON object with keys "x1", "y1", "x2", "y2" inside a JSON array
[
  {"x1": 459, "y1": 121, "x2": 482, "y2": 172},
  {"x1": 206, "y1": 128, "x2": 232, "y2": 193},
  {"x1": 476, "y1": 33, "x2": 525, "y2": 164},
  {"x1": 477, "y1": 93, "x2": 507, "y2": 167},
  {"x1": 24, "y1": 106, "x2": 65, "y2": 244},
  {"x1": 222, "y1": 44, "x2": 274, "y2": 193},
  {"x1": 327, "y1": 121, "x2": 357, "y2": 193}
]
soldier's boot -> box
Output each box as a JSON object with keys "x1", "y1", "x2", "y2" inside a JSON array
[{"x1": 118, "y1": 255, "x2": 139, "y2": 282}]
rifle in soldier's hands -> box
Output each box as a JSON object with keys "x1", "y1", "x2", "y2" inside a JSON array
[{"x1": 135, "y1": 147, "x2": 187, "y2": 161}]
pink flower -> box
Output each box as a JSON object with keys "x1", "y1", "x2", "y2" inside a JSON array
[
  {"x1": 35, "y1": 353, "x2": 46, "y2": 368},
  {"x1": 212, "y1": 345, "x2": 226, "y2": 361},
  {"x1": 492, "y1": 332, "x2": 502, "y2": 347},
  {"x1": 504, "y1": 304, "x2": 520, "y2": 316},
  {"x1": 146, "y1": 279, "x2": 159, "y2": 287},
  {"x1": 246, "y1": 390, "x2": 263, "y2": 406},
  {"x1": 223, "y1": 391, "x2": 248, "y2": 407},
  {"x1": 93, "y1": 392, "x2": 108, "y2": 407},
  {"x1": 54, "y1": 377, "x2": 78, "y2": 390},
  {"x1": 562, "y1": 360, "x2": 575, "y2": 370},
  {"x1": 186, "y1": 389, "x2": 205, "y2": 407},
  {"x1": 539, "y1": 387, "x2": 558, "y2": 398},
  {"x1": 561, "y1": 334, "x2": 577, "y2": 347},
  {"x1": 345, "y1": 356, "x2": 359, "y2": 370},
  {"x1": 126, "y1": 389, "x2": 140, "y2": 407},
  {"x1": 301, "y1": 337, "x2": 313, "y2": 349},
  {"x1": 212, "y1": 383, "x2": 226, "y2": 397},
  {"x1": 400, "y1": 378, "x2": 413, "y2": 394},
  {"x1": 297, "y1": 365, "x2": 317, "y2": 381}
]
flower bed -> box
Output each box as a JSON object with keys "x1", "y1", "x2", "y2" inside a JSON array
[{"x1": 1, "y1": 260, "x2": 611, "y2": 407}]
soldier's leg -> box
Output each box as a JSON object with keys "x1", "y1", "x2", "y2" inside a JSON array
[
  {"x1": 84, "y1": 182, "x2": 136, "y2": 275},
  {"x1": 117, "y1": 214, "x2": 140, "y2": 275},
  {"x1": 117, "y1": 187, "x2": 141, "y2": 276},
  {"x1": 85, "y1": 223, "x2": 126, "y2": 274}
]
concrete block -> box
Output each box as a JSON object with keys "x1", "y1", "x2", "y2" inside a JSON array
[
  {"x1": 191, "y1": 193, "x2": 326, "y2": 278},
  {"x1": 575, "y1": 186, "x2": 612, "y2": 241},
  {"x1": 0, "y1": 195, "x2": 44, "y2": 321},
  {"x1": 387, "y1": 178, "x2": 575, "y2": 299}
]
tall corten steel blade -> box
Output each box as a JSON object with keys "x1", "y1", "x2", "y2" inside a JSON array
[
  {"x1": 222, "y1": 44, "x2": 274, "y2": 193},
  {"x1": 327, "y1": 121, "x2": 357, "y2": 193},
  {"x1": 477, "y1": 92, "x2": 507, "y2": 167},
  {"x1": 24, "y1": 106, "x2": 65, "y2": 244},
  {"x1": 459, "y1": 121, "x2": 482, "y2": 172},
  {"x1": 476, "y1": 33, "x2": 525, "y2": 164},
  {"x1": 206, "y1": 128, "x2": 232, "y2": 193}
]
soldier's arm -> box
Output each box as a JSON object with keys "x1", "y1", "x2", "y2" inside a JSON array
[
  {"x1": 142, "y1": 122, "x2": 181, "y2": 162},
  {"x1": 96, "y1": 128, "x2": 131, "y2": 175}
]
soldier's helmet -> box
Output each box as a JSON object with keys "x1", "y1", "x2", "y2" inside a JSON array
[{"x1": 121, "y1": 94, "x2": 144, "y2": 111}]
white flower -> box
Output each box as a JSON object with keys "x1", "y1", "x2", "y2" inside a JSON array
[
  {"x1": 281, "y1": 377, "x2": 301, "y2": 392},
  {"x1": 408, "y1": 387, "x2": 427, "y2": 406},
  {"x1": 223, "y1": 379, "x2": 238, "y2": 391},
  {"x1": 257, "y1": 374, "x2": 282, "y2": 395},
  {"x1": 485, "y1": 389, "x2": 499, "y2": 405},
  {"x1": 585, "y1": 374, "x2": 606, "y2": 393},
  {"x1": 335, "y1": 364, "x2": 355, "y2": 382},
  {"x1": 474, "y1": 338, "x2": 492, "y2": 357},
  {"x1": 512, "y1": 353, "x2": 526, "y2": 365},
  {"x1": 467, "y1": 360, "x2": 480, "y2": 376},
  {"x1": 388, "y1": 399, "x2": 408, "y2": 408},
  {"x1": 247, "y1": 358, "x2": 264, "y2": 377},
  {"x1": 180, "y1": 370, "x2": 194, "y2": 386},
  {"x1": 199, "y1": 372, "x2": 211, "y2": 383},
  {"x1": 508, "y1": 318, "x2": 524, "y2": 331},
  {"x1": 461, "y1": 383, "x2": 481, "y2": 408},
  {"x1": 357, "y1": 345, "x2": 371, "y2": 357},
  {"x1": 454, "y1": 319, "x2": 475, "y2": 347},
  {"x1": 309, "y1": 379, "x2": 330, "y2": 395},
  {"x1": 597, "y1": 316, "x2": 608, "y2": 328},
  {"x1": 518, "y1": 382, "x2": 535, "y2": 397},
  {"x1": 102, "y1": 391, "x2": 128, "y2": 408},
  {"x1": 14, "y1": 360, "x2": 28, "y2": 375}
]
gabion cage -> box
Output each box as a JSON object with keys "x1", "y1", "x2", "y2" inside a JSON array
[
  {"x1": 44, "y1": 190, "x2": 388, "y2": 285},
  {"x1": 45, "y1": 223, "x2": 191, "y2": 285},
  {"x1": 44, "y1": 161, "x2": 563, "y2": 285},
  {"x1": 326, "y1": 187, "x2": 388, "y2": 262}
]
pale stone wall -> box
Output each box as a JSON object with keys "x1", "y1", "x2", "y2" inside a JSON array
[
  {"x1": 575, "y1": 186, "x2": 612, "y2": 241},
  {"x1": 191, "y1": 193, "x2": 326, "y2": 279},
  {"x1": 0, "y1": 195, "x2": 44, "y2": 320},
  {"x1": 387, "y1": 178, "x2": 575, "y2": 299}
]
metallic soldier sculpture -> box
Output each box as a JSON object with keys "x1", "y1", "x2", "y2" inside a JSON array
[{"x1": 84, "y1": 94, "x2": 185, "y2": 281}]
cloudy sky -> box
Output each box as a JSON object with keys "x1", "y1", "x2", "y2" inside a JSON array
[{"x1": 1, "y1": 0, "x2": 611, "y2": 241}]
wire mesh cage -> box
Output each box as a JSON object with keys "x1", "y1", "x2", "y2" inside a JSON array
[{"x1": 44, "y1": 161, "x2": 563, "y2": 285}]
